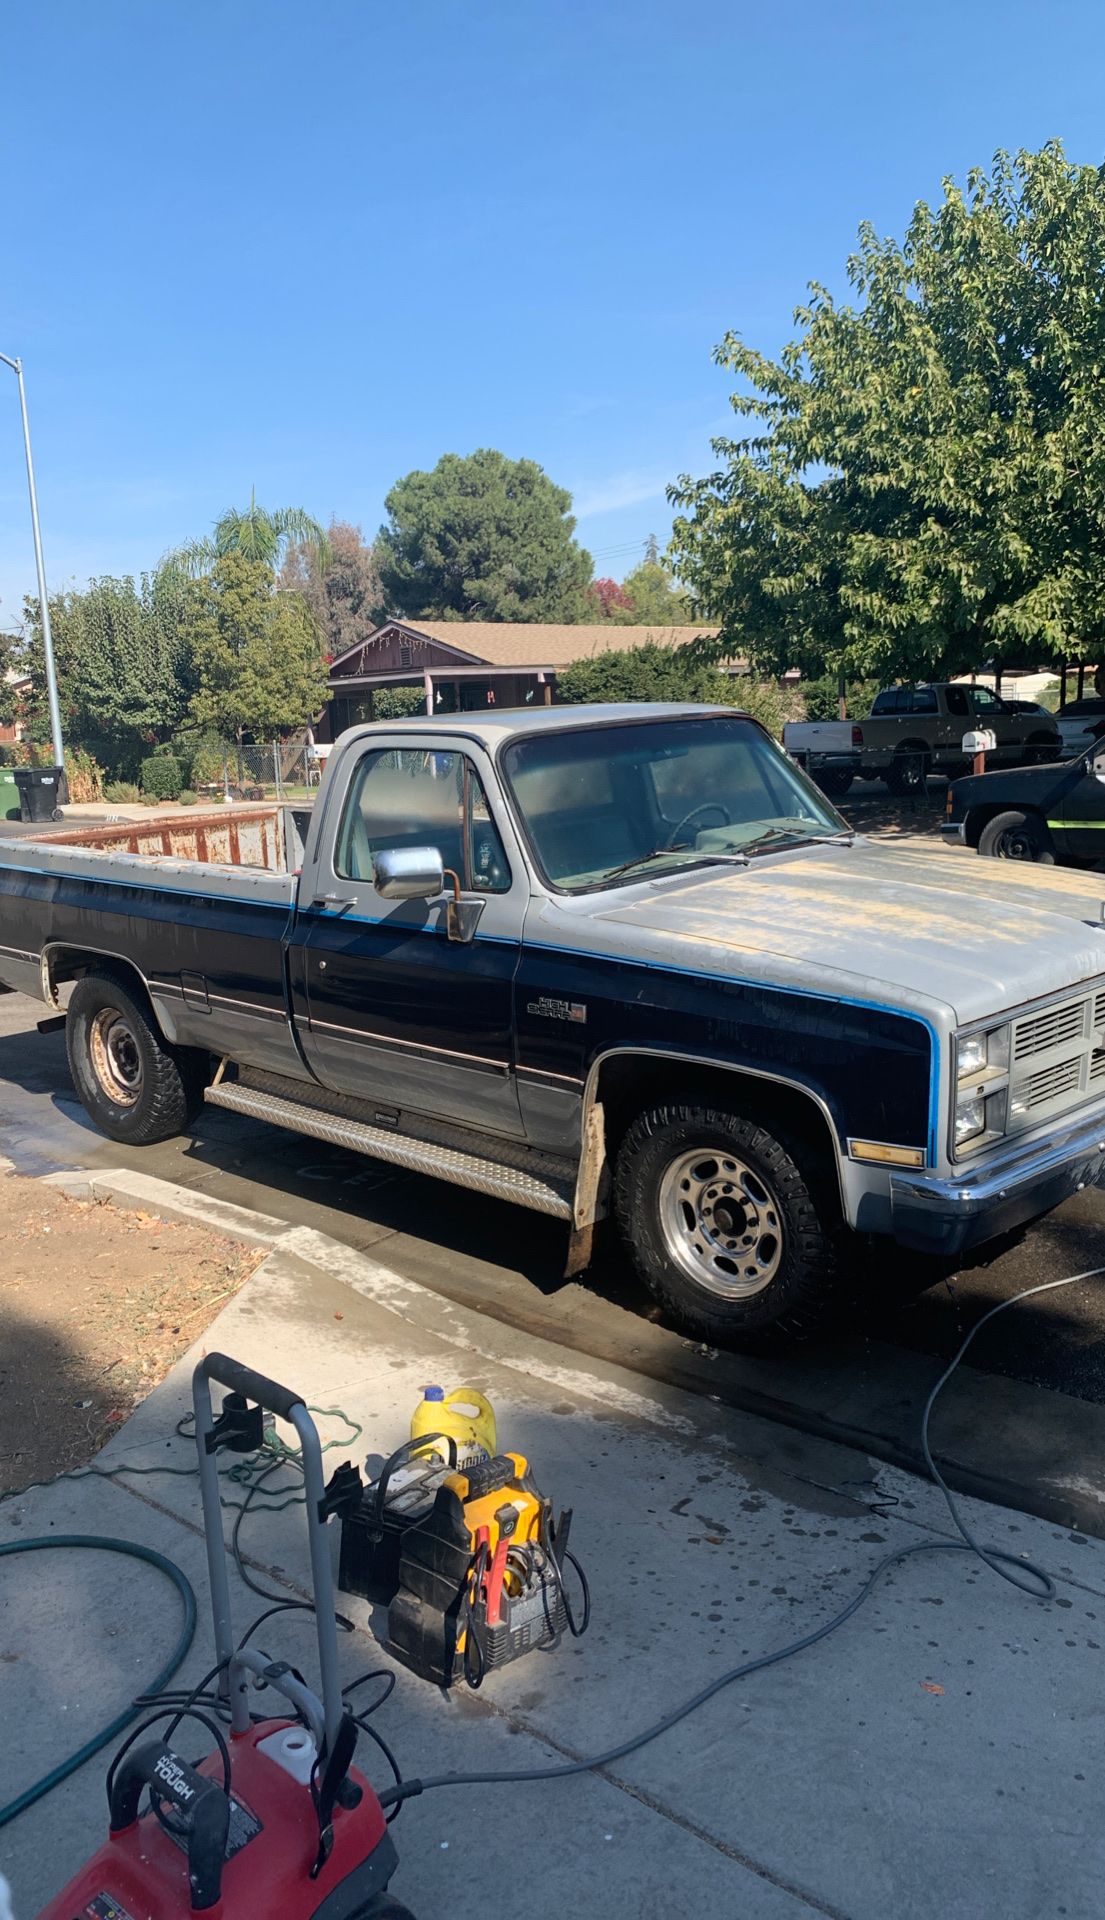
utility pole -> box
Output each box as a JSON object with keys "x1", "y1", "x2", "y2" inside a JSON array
[{"x1": 0, "y1": 352, "x2": 64, "y2": 767}]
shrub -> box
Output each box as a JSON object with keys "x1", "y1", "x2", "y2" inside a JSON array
[
  {"x1": 64, "y1": 748, "x2": 105, "y2": 804},
  {"x1": 104, "y1": 780, "x2": 142, "y2": 803},
  {"x1": 799, "y1": 674, "x2": 881, "y2": 722},
  {"x1": 177, "y1": 789, "x2": 198, "y2": 805},
  {"x1": 557, "y1": 642, "x2": 732, "y2": 707},
  {"x1": 372, "y1": 685, "x2": 428, "y2": 721},
  {"x1": 181, "y1": 734, "x2": 228, "y2": 789},
  {"x1": 139, "y1": 753, "x2": 182, "y2": 801},
  {"x1": 140, "y1": 791, "x2": 163, "y2": 806}
]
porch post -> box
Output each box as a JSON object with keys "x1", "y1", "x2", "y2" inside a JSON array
[{"x1": 424, "y1": 669, "x2": 433, "y2": 716}]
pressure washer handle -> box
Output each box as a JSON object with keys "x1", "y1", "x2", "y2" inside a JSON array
[
  {"x1": 191, "y1": 1354, "x2": 345, "y2": 1758},
  {"x1": 109, "y1": 1739, "x2": 229, "y2": 1912},
  {"x1": 197, "y1": 1352, "x2": 305, "y2": 1423}
]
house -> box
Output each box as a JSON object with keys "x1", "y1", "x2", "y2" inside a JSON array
[
  {"x1": 320, "y1": 619, "x2": 721, "y2": 738},
  {"x1": 0, "y1": 669, "x2": 31, "y2": 745}
]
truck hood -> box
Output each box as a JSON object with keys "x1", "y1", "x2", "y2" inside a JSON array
[{"x1": 553, "y1": 840, "x2": 1105, "y2": 1025}]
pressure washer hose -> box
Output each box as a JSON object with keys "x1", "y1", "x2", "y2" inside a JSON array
[{"x1": 0, "y1": 1536, "x2": 196, "y2": 1829}]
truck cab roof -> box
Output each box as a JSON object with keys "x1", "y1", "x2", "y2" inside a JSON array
[{"x1": 333, "y1": 701, "x2": 736, "y2": 753}]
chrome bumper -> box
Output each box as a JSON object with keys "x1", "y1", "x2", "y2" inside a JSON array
[
  {"x1": 889, "y1": 1104, "x2": 1105, "y2": 1257},
  {"x1": 939, "y1": 821, "x2": 965, "y2": 843}
]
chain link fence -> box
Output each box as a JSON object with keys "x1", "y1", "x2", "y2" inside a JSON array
[{"x1": 211, "y1": 741, "x2": 321, "y2": 803}]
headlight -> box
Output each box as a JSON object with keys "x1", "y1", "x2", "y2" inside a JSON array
[
  {"x1": 955, "y1": 1090, "x2": 987, "y2": 1146},
  {"x1": 957, "y1": 1034, "x2": 988, "y2": 1080}
]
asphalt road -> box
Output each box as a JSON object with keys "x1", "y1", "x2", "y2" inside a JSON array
[{"x1": 2, "y1": 990, "x2": 1104, "y2": 1534}]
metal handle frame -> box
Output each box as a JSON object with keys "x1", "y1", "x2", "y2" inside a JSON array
[{"x1": 192, "y1": 1353, "x2": 343, "y2": 1753}]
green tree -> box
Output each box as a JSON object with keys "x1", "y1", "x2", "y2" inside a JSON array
[
  {"x1": 377, "y1": 449, "x2": 593, "y2": 621},
  {"x1": 279, "y1": 519, "x2": 384, "y2": 653},
  {"x1": 169, "y1": 488, "x2": 329, "y2": 579},
  {"x1": 621, "y1": 537, "x2": 694, "y2": 625},
  {"x1": 20, "y1": 572, "x2": 193, "y2": 767},
  {"x1": 670, "y1": 142, "x2": 1105, "y2": 683},
  {"x1": 557, "y1": 643, "x2": 788, "y2": 733},
  {"x1": 183, "y1": 551, "x2": 328, "y2": 745}
]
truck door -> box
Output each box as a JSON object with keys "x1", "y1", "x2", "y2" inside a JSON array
[
  {"x1": 291, "y1": 740, "x2": 525, "y2": 1134},
  {"x1": 1056, "y1": 753, "x2": 1105, "y2": 863}
]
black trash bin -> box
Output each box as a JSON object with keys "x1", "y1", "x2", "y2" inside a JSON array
[{"x1": 14, "y1": 765, "x2": 69, "y2": 823}]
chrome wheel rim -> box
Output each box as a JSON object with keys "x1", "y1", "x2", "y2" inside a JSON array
[
  {"x1": 658, "y1": 1147, "x2": 783, "y2": 1299},
  {"x1": 89, "y1": 1008, "x2": 143, "y2": 1105}
]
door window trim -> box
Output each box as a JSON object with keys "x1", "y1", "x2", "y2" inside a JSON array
[{"x1": 332, "y1": 745, "x2": 513, "y2": 895}]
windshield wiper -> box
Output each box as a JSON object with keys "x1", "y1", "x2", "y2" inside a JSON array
[
  {"x1": 740, "y1": 827, "x2": 855, "y2": 856},
  {"x1": 599, "y1": 842, "x2": 693, "y2": 882}
]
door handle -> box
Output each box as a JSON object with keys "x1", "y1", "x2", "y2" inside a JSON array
[{"x1": 312, "y1": 892, "x2": 357, "y2": 915}]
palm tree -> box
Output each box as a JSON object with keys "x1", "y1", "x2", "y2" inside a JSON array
[{"x1": 163, "y1": 488, "x2": 330, "y2": 578}]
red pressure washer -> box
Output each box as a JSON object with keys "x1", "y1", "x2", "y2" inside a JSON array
[{"x1": 36, "y1": 1354, "x2": 413, "y2": 1920}]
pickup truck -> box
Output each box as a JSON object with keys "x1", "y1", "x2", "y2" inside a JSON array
[
  {"x1": 2, "y1": 703, "x2": 1104, "y2": 1347},
  {"x1": 783, "y1": 682, "x2": 1060, "y2": 796},
  {"x1": 943, "y1": 738, "x2": 1105, "y2": 866}
]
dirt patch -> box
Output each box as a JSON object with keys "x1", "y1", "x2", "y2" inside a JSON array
[{"x1": 0, "y1": 1173, "x2": 265, "y2": 1491}]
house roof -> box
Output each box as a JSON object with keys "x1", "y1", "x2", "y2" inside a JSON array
[{"x1": 329, "y1": 619, "x2": 720, "y2": 676}]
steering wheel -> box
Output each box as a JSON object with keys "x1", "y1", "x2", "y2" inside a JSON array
[{"x1": 666, "y1": 802, "x2": 731, "y2": 849}]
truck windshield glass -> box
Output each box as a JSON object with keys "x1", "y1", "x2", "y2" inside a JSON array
[{"x1": 502, "y1": 715, "x2": 845, "y2": 891}]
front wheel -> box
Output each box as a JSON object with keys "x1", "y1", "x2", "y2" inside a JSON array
[
  {"x1": 813, "y1": 766, "x2": 854, "y2": 797},
  {"x1": 66, "y1": 971, "x2": 209, "y2": 1145},
  {"x1": 614, "y1": 1103, "x2": 841, "y2": 1345},
  {"x1": 976, "y1": 809, "x2": 1055, "y2": 863}
]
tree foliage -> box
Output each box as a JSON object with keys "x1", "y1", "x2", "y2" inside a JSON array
[
  {"x1": 280, "y1": 519, "x2": 384, "y2": 653},
  {"x1": 20, "y1": 572, "x2": 193, "y2": 764},
  {"x1": 168, "y1": 488, "x2": 329, "y2": 579},
  {"x1": 557, "y1": 641, "x2": 733, "y2": 705},
  {"x1": 377, "y1": 449, "x2": 594, "y2": 622},
  {"x1": 670, "y1": 142, "x2": 1105, "y2": 682},
  {"x1": 557, "y1": 643, "x2": 789, "y2": 733},
  {"x1": 183, "y1": 551, "x2": 328, "y2": 744},
  {"x1": 589, "y1": 576, "x2": 633, "y2": 619},
  {"x1": 621, "y1": 551, "x2": 693, "y2": 625}
]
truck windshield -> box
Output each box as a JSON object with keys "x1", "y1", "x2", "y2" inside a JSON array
[{"x1": 501, "y1": 714, "x2": 847, "y2": 892}]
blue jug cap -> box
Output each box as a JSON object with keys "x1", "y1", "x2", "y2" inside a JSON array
[{"x1": 422, "y1": 1385, "x2": 445, "y2": 1401}]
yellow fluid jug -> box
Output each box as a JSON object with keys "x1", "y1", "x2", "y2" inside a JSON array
[{"x1": 411, "y1": 1385, "x2": 496, "y2": 1467}]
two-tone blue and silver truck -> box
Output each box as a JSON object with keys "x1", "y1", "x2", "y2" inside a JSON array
[{"x1": 1, "y1": 703, "x2": 1104, "y2": 1344}]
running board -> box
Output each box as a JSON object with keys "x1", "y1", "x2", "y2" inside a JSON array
[{"x1": 205, "y1": 1064, "x2": 576, "y2": 1220}]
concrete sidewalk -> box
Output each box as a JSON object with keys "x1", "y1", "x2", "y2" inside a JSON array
[{"x1": 3, "y1": 1200, "x2": 1103, "y2": 1918}]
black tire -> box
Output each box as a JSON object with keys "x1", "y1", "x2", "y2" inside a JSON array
[
  {"x1": 813, "y1": 766, "x2": 854, "y2": 797},
  {"x1": 66, "y1": 971, "x2": 208, "y2": 1145},
  {"x1": 614, "y1": 1102, "x2": 841, "y2": 1345},
  {"x1": 976, "y1": 809, "x2": 1055, "y2": 864},
  {"x1": 885, "y1": 748, "x2": 930, "y2": 796}
]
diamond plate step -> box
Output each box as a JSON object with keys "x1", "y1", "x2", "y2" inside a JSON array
[{"x1": 205, "y1": 1065, "x2": 575, "y2": 1220}]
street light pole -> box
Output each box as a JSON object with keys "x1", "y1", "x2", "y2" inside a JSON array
[{"x1": 0, "y1": 351, "x2": 64, "y2": 767}]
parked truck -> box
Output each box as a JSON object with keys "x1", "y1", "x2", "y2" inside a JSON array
[
  {"x1": 783, "y1": 682, "x2": 1060, "y2": 795},
  {"x1": 1, "y1": 703, "x2": 1103, "y2": 1347}
]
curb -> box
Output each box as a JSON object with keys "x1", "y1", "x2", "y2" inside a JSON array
[{"x1": 38, "y1": 1163, "x2": 1105, "y2": 1542}]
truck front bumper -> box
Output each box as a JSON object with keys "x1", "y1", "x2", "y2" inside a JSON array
[
  {"x1": 939, "y1": 820, "x2": 965, "y2": 843},
  {"x1": 889, "y1": 1104, "x2": 1105, "y2": 1258}
]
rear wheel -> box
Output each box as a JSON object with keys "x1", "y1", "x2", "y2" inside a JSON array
[
  {"x1": 66, "y1": 971, "x2": 209, "y2": 1145},
  {"x1": 886, "y1": 748, "x2": 930, "y2": 796},
  {"x1": 976, "y1": 809, "x2": 1055, "y2": 863},
  {"x1": 614, "y1": 1102, "x2": 842, "y2": 1345}
]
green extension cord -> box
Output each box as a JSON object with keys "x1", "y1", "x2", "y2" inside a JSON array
[{"x1": 0, "y1": 1536, "x2": 197, "y2": 1829}]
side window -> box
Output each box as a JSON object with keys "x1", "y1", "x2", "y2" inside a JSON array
[
  {"x1": 335, "y1": 749, "x2": 510, "y2": 893},
  {"x1": 870, "y1": 688, "x2": 900, "y2": 714},
  {"x1": 971, "y1": 686, "x2": 1001, "y2": 712},
  {"x1": 945, "y1": 687, "x2": 969, "y2": 717},
  {"x1": 911, "y1": 687, "x2": 938, "y2": 714}
]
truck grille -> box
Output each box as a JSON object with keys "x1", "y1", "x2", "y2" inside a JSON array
[
  {"x1": 1013, "y1": 997, "x2": 1088, "y2": 1058},
  {"x1": 1008, "y1": 978, "x2": 1105, "y2": 1133}
]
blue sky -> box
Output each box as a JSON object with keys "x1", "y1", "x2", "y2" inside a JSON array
[{"x1": 2, "y1": 0, "x2": 1104, "y2": 626}]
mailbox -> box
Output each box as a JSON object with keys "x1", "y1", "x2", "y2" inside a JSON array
[{"x1": 962, "y1": 729, "x2": 997, "y2": 755}]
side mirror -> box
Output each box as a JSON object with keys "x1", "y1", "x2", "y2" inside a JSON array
[
  {"x1": 1093, "y1": 753, "x2": 1105, "y2": 784},
  {"x1": 373, "y1": 846, "x2": 445, "y2": 900}
]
